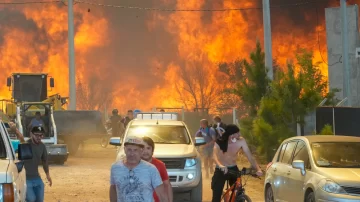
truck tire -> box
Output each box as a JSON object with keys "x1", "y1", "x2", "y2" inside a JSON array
[
  {"x1": 68, "y1": 141, "x2": 80, "y2": 155},
  {"x1": 190, "y1": 176, "x2": 202, "y2": 202}
]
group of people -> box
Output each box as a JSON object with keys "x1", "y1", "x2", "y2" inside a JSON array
[
  {"x1": 107, "y1": 109, "x2": 138, "y2": 138},
  {"x1": 110, "y1": 136, "x2": 172, "y2": 202},
  {"x1": 195, "y1": 116, "x2": 263, "y2": 202}
]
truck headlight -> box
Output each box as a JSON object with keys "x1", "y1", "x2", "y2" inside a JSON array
[
  {"x1": 318, "y1": 179, "x2": 346, "y2": 194},
  {"x1": 185, "y1": 158, "x2": 197, "y2": 167}
]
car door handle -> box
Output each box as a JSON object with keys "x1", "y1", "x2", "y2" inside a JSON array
[
  {"x1": 273, "y1": 168, "x2": 277, "y2": 172},
  {"x1": 287, "y1": 171, "x2": 291, "y2": 175}
]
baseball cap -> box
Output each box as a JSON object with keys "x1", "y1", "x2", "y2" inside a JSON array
[
  {"x1": 124, "y1": 136, "x2": 144, "y2": 147},
  {"x1": 31, "y1": 126, "x2": 45, "y2": 134}
]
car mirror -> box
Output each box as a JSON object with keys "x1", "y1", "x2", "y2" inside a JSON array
[
  {"x1": 18, "y1": 143, "x2": 33, "y2": 160},
  {"x1": 109, "y1": 137, "x2": 122, "y2": 146},
  {"x1": 292, "y1": 160, "x2": 306, "y2": 176},
  {"x1": 195, "y1": 137, "x2": 206, "y2": 146}
]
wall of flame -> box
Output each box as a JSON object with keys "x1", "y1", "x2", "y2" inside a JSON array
[{"x1": 0, "y1": 0, "x2": 358, "y2": 114}]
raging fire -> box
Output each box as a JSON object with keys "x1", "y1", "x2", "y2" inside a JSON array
[{"x1": 0, "y1": 0, "x2": 349, "y2": 115}]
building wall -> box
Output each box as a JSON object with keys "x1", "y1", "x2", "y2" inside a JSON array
[{"x1": 325, "y1": 5, "x2": 360, "y2": 106}]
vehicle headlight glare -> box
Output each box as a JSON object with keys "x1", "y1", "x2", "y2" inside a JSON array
[
  {"x1": 318, "y1": 179, "x2": 346, "y2": 194},
  {"x1": 185, "y1": 158, "x2": 196, "y2": 167}
]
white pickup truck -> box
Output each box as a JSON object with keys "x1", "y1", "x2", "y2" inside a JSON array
[{"x1": 0, "y1": 120, "x2": 33, "y2": 201}]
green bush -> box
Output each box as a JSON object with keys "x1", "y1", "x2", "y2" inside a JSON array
[{"x1": 319, "y1": 124, "x2": 334, "y2": 135}]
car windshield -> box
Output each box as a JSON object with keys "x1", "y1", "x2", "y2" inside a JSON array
[
  {"x1": 127, "y1": 125, "x2": 191, "y2": 144},
  {"x1": 312, "y1": 142, "x2": 360, "y2": 168},
  {"x1": 0, "y1": 124, "x2": 8, "y2": 159}
]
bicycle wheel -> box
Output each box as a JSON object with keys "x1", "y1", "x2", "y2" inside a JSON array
[{"x1": 235, "y1": 194, "x2": 252, "y2": 202}]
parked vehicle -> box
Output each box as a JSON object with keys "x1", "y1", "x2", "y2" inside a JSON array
[
  {"x1": 109, "y1": 112, "x2": 206, "y2": 202},
  {"x1": 264, "y1": 135, "x2": 360, "y2": 202},
  {"x1": 0, "y1": 119, "x2": 33, "y2": 201}
]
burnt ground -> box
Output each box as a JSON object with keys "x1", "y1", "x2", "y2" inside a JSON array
[{"x1": 40, "y1": 142, "x2": 265, "y2": 202}]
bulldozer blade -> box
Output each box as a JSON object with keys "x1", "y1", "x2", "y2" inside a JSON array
[{"x1": 53, "y1": 110, "x2": 107, "y2": 136}]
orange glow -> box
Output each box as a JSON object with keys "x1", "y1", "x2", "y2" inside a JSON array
[{"x1": 0, "y1": 0, "x2": 331, "y2": 115}]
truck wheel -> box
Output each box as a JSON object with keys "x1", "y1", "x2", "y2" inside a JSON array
[
  {"x1": 190, "y1": 176, "x2": 202, "y2": 202},
  {"x1": 68, "y1": 141, "x2": 80, "y2": 155},
  {"x1": 56, "y1": 159, "x2": 65, "y2": 165}
]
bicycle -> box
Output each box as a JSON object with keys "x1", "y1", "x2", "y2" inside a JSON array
[
  {"x1": 100, "y1": 125, "x2": 112, "y2": 148},
  {"x1": 221, "y1": 167, "x2": 261, "y2": 202}
]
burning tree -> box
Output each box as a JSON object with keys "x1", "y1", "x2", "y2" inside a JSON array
[
  {"x1": 174, "y1": 62, "x2": 221, "y2": 112},
  {"x1": 76, "y1": 76, "x2": 113, "y2": 111}
]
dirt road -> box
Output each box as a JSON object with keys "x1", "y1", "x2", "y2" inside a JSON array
[{"x1": 41, "y1": 143, "x2": 265, "y2": 202}]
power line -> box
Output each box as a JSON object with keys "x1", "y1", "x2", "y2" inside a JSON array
[
  {"x1": 0, "y1": 0, "x2": 60, "y2": 4},
  {"x1": 74, "y1": 0, "x2": 327, "y2": 12}
]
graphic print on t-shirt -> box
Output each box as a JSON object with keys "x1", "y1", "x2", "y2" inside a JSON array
[{"x1": 121, "y1": 173, "x2": 144, "y2": 202}]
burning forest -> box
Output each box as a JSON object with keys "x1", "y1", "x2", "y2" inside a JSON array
[{"x1": 0, "y1": 0, "x2": 359, "y2": 113}]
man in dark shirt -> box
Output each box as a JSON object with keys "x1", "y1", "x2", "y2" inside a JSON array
[
  {"x1": 121, "y1": 109, "x2": 134, "y2": 128},
  {"x1": 12, "y1": 125, "x2": 52, "y2": 202},
  {"x1": 109, "y1": 109, "x2": 122, "y2": 137}
]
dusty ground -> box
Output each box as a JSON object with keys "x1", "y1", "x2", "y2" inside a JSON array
[{"x1": 40, "y1": 142, "x2": 265, "y2": 202}]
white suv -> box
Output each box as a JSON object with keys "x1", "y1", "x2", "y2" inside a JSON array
[
  {"x1": 110, "y1": 113, "x2": 206, "y2": 202},
  {"x1": 0, "y1": 120, "x2": 33, "y2": 201}
]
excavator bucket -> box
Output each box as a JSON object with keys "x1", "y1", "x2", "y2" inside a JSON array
[{"x1": 53, "y1": 110, "x2": 107, "y2": 136}]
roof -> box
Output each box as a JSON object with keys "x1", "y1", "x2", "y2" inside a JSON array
[
  {"x1": 285, "y1": 135, "x2": 360, "y2": 143},
  {"x1": 11, "y1": 73, "x2": 48, "y2": 76},
  {"x1": 130, "y1": 120, "x2": 185, "y2": 126}
]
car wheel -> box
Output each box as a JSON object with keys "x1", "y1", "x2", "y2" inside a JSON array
[
  {"x1": 306, "y1": 192, "x2": 315, "y2": 202},
  {"x1": 265, "y1": 185, "x2": 274, "y2": 202},
  {"x1": 189, "y1": 176, "x2": 202, "y2": 202}
]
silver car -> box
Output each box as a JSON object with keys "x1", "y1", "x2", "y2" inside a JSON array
[{"x1": 264, "y1": 135, "x2": 360, "y2": 202}]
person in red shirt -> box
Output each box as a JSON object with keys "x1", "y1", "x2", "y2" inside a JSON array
[{"x1": 142, "y1": 136, "x2": 173, "y2": 202}]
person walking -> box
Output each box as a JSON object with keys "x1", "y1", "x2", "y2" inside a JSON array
[
  {"x1": 109, "y1": 136, "x2": 168, "y2": 202},
  {"x1": 142, "y1": 136, "x2": 173, "y2": 202}
]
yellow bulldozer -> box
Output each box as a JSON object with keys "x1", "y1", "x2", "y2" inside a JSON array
[{"x1": 4, "y1": 73, "x2": 107, "y2": 164}]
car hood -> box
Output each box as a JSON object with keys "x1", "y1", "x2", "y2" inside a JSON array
[
  {"x1": 318, "y1": 168, "x2": 360, "y2": 186},
  {"x1": 153, "y1": 144, "x2": 197, "y2": 158}
]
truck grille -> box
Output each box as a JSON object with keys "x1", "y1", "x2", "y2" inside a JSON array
[
  {"x1": 342, "y1": 186, "x2": 360, "y2": 195},
  {"x1": 157, "y1": 158, "x2": 185, "y2": 169},
  {"x1": 169, "y1": 176, "x2": 177, "y2": 182}
]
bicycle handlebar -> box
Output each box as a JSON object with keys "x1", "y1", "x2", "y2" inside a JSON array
[{"x1": 227, "y1": 167, "x2": 262, "y2": 179}]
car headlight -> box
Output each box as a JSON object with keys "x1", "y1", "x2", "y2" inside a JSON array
[
  {"x1": 318, "y1": 179, "x2": 346, "y2": 194},
  {"x1": 185, "y1": 158, "x2": 197, "y2": 167}
]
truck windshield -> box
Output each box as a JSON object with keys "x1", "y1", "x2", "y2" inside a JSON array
[
  {"x1": 312, "y1": 142, "x2": 360, "y2": 168},
  {"x1": 127, "y1": 125, "x2": 191, "y2": 144}
]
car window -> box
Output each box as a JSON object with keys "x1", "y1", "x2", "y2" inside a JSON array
[
  {"x1": 127, "y1": 125, "x2": 191, "y2": 144},
  {"x1": 312, "y1": 142, "x2": 360, "y2": 168},
  {"x1": 292, "y1": 141, "x2": 310, "y2": 169},
  {"x1": 277, "y1": 143, "x2": 287, "y2": 162},
  {"x1": 0, "y1": 125, "x2": 8, "y2": 159},
  {"x1": 281, "y1": 141, "x2": 297, "y2": 164}
]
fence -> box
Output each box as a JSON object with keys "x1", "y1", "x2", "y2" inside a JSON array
[{"x1": 316, "y1": 106, "x2": 360, "y2": 137}]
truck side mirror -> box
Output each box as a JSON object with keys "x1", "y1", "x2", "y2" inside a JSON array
[
  {"x1": 6, "y1": 77, "x2": 11, "y2": 87},
  {"x1": 50, "y1": 78, "x2": 55, "y2": 88}
]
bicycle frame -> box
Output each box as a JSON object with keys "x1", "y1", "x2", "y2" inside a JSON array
[{"x1": 221, "y1": 176, "x2": 244, "y2": 202}]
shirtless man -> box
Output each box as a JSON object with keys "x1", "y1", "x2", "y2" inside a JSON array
[{"x1": 211, "y1": 124, "x2": 263, "y2": 202}]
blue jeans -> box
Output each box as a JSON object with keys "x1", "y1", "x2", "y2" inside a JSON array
[{"x1": 26, "y1": 177, "x2": 44, "y2": 202}]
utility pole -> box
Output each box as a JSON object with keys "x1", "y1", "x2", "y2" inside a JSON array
[
  {"x1": 341, "y1": 0, "x2": 351, "y2": 106},
  {"x1": 68, "y1": 0, "x2": 76, "y2": 110},
  {"x1": 263, "y1": 0, "x2": 273, "y2": 80}
]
